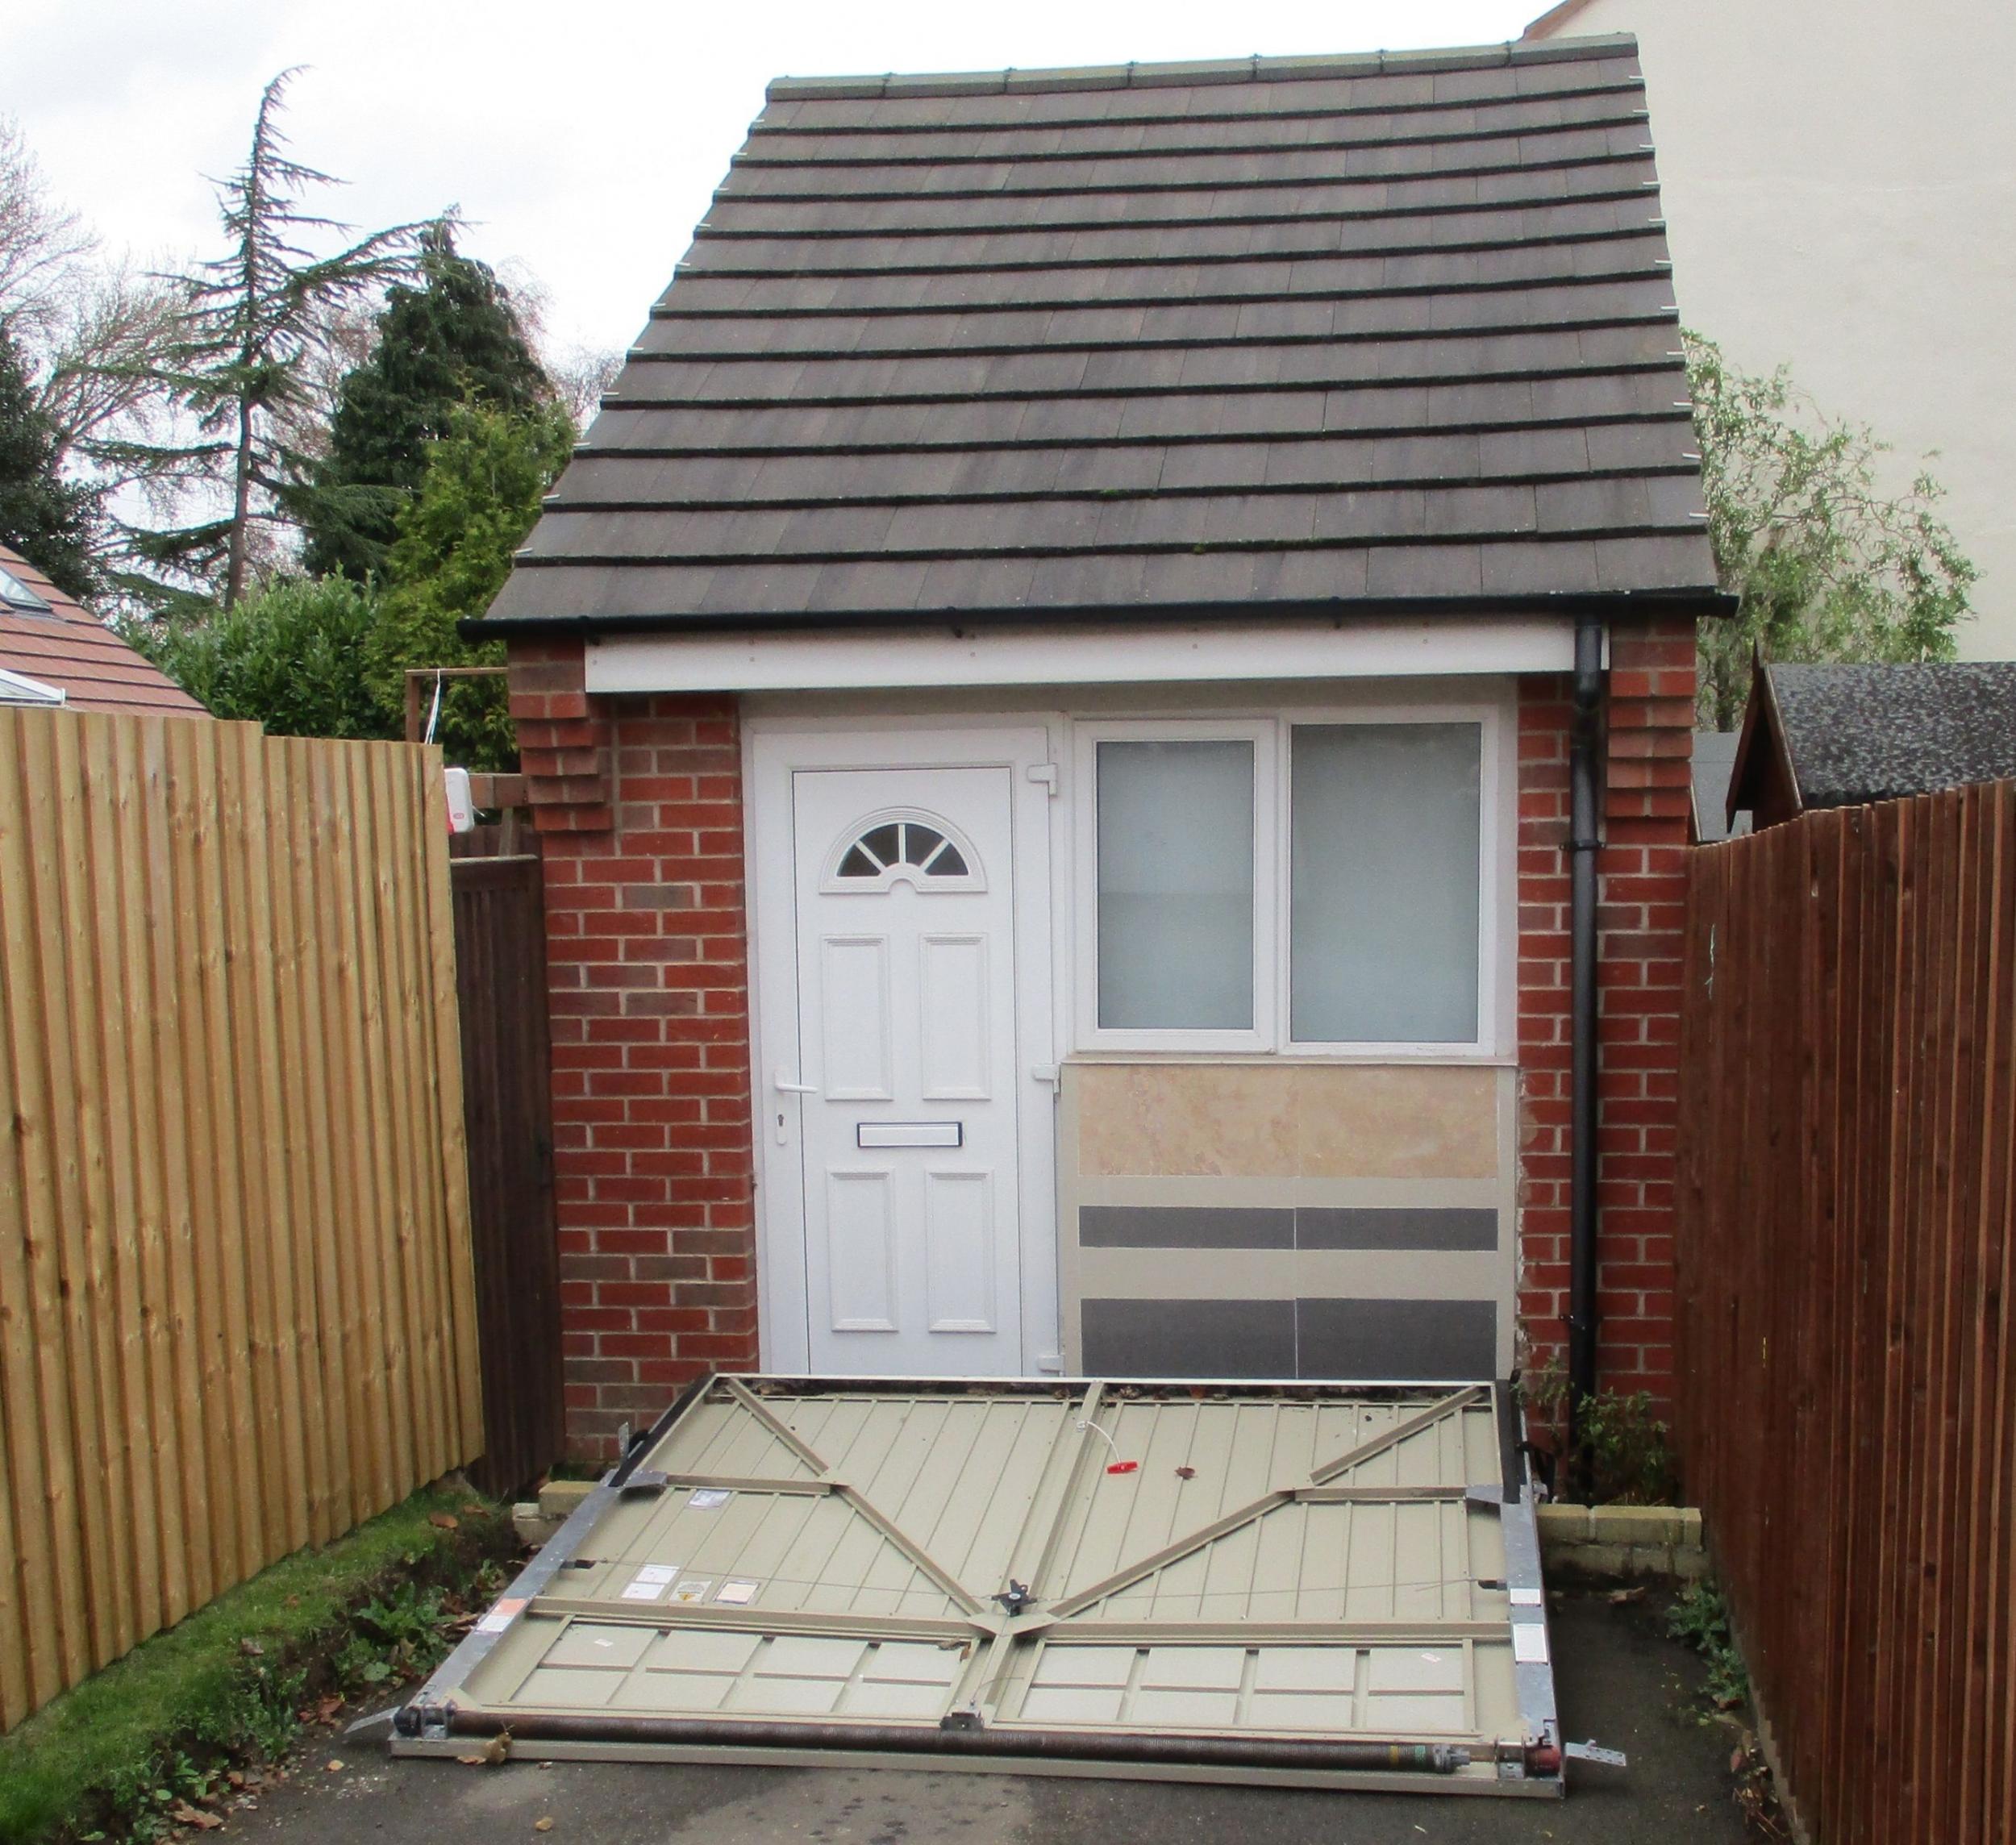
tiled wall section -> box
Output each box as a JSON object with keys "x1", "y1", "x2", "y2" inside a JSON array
[
  {"x1": 510, "y1": 640, "x2": 758, "y2": 1458},
  {"x1": 1515, "y1": 618, "x2": 1693, "y2": 1410},
  {"x1": 1061, "y1": 1063, "x2": 1516, "y2": 1381}
]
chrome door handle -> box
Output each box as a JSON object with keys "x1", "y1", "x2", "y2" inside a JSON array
[{"x1": 773, "y1": 1069, "x2": 815, "y2": 1145}]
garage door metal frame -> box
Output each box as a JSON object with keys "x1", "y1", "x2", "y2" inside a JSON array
[{"x1": 394, "y1": 1374, "x2": 1563, "y2": 1797}]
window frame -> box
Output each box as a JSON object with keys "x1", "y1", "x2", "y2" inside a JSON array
[
  {"x1": 1072, "y1": 718, "x2": 1279, "y2": 1054},
  {"x1": 1070, "y1": 704, "x2": 1501, "y2": 1058}
]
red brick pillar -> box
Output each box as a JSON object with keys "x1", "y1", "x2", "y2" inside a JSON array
[
  {"x1": 507, "y1": 643, "x2": 758, "y2": 1459},
  {"x1": 1515, "y1": 617, "x2": 1694, "y2": 1414}
]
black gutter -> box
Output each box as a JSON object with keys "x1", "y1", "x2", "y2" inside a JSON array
[
  {"x1": 1566, "y1": 613, "x2": 1604, "y2": 1466},
  {"x1": 460, "y1": 588, "x2": 1737, "y2": 644}
]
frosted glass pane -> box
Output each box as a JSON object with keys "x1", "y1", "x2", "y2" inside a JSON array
[
  {"x1": 1291, "y1": 724, "x2": 1481, "y2": 1043},
  {"x1": 1098, "y1": 740, "x2": 1255, "y2": 1030}
]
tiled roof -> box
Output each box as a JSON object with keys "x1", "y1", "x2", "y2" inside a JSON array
[
  {"x1": 0, "y1": 546, "x2": 209, "y2": 718},
  {"x1": 481, "y1": 35, "x2": 1724, "y2": 635},
  {"x1": 1764, "y1": 661, "x2": 2016, "y2": 809}
]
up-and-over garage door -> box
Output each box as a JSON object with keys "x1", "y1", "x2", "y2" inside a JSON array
[{"x1": 395, "y1": 1376, "x2": 1562, "y2": 1797}]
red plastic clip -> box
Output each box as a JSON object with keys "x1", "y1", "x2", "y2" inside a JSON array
[{"x1": 1106, "y1": 1460, "x2": 1139, "y2": 1474}]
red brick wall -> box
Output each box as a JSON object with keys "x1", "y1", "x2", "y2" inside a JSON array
[
  {"x1": 1516, "y1": 618, "x2": 1695, "y2": 1412},
  {"x1": 510, "y1": 641, "x2": 756, "y2": 1458}
]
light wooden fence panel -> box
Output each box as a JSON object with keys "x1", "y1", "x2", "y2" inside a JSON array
[
  {"x1": 0, "y1": 709, "x2": 481, "y2": 1732},
  {"x1": 1680, "y1": 782, "x2": 2016, "y2": 1845}
]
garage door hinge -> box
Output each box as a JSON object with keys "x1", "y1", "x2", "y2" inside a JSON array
[{"x1": 1027, "y1": 762, "x2": 1059, "y2": 794}]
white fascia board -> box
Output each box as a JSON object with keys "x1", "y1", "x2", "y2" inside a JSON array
[
  {"x1": 585, "y1": 617, "x2": 1579, "y2": 695},
  {"x1": 0, "y1": 665, "x2": 67, "y2": 706}
]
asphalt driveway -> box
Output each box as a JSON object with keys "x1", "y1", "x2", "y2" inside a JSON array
[{"x1": 224, "y1": 1591, "x2": 1757, "y2": 1845}]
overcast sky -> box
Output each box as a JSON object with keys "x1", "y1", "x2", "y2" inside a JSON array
[{"x1": 6, "y1": 0, "x2": 1543, "y2": 360}]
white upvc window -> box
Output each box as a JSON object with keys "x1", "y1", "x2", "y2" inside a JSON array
[{"x1": 1072, "y1": 706, "x2": 1498, "y2": 1056}]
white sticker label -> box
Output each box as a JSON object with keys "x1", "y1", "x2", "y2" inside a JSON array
[
  {"x1": 715, "y1": 1580, "x2": 759, "y2": 1606},
  {"x1": 620, "y1": 1578, "x2": 667, "y2": 1602},
  {"x1": 1512, "y1": 1623, "x2": 1551, "y2": 1665},
  {"x1": 688, "y1": 1489, "x2": 731, "y2": 1510},
  {"x1": 1509, "y1": 1586, "x2": 1545, "y2": 1606},
  {"x1": 631, "y1": 1564, "x2": 680, "y2": 1585},
  {"x1": 475, "y1": 1597, "x2": 527, "y2": 1635},
  {"x1": 672, "y1": 1579, "x2": 712, "y2": 1603}
]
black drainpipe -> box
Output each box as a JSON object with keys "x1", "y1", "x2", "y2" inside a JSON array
[{"x1": 1566, "y1": 615, "x2": 1605, "y2": 1447}]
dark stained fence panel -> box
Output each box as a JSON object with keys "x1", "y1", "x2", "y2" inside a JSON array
[
  {"x1": 451, "y1": 853, "x2": 564, "y2": 1498},
  {"x1": 1679, "y1": 782, "x2": 2016, "y2": 1845}
]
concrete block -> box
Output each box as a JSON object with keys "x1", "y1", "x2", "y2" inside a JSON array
[
  {"x1": 539, "y1": 1478, "x2": 596, "y2": 1519},
  {"x1": 1537, "y1": 1503, "x2": 1593, "y2": 1542},
  {"x1": 1589, "y1": 1505, "x2": 1680, "y2": 1547},
  {"x1": 1676, "y1": 1506, "x2": 1704, "y2": 1549}
]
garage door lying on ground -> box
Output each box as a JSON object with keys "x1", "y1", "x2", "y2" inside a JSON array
[{"x1": 395, "y1": 1376, "x2": 1563, "y2": 1796}]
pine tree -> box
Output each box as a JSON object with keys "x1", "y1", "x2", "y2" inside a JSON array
[
  {"x1": 302, "y1": 222, "x2": 548, "y2": 581},
  {"x1": 366, "y1": 401, "x2": 574, "y2": 768},
  {"x1": 120, "y1": 70, "x2": 425, "y2": 606},
  {"x1": 0, "y1": 320, "x2": 95, "y2": 598}
]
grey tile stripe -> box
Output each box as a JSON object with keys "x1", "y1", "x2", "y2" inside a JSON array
[
  {"x1": 1078, "y1": 1202, "x2": 1497, "y2": 1252},
  {"x1": 1079, "y1": 1205, "x2": 1294, "y2": 1248},
  {"x1": 1080, "y1": 1295, "x2": 1497, "y2": 1381},
  {"x1": 1295, "y1": 1206, "x2": 1499, "y2": 1252}
]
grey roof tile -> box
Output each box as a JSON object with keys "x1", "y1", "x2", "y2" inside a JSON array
[
  {"x1": 1764, "y1": 664, "x2": 2016, "y2": 808},
  {"x1": 484, "y1": 40, "x2": 1721, "y2": 634}
]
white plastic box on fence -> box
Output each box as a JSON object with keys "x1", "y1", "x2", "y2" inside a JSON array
[{"x1": 444, "y1": 766, "x2": 475, "y2": 834}]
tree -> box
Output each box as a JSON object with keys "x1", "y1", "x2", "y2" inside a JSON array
[
  {"x1": 0, "y1": 320, "x2": 96, "y2": 598},
  {"x1": 0, "y1": 115, "x2": 90, "y2": 344},
  {"x1": 302, "y1": 222, "x2": 548, "y2": 581},
  {"x1": 120, "y1": 70, "x2": 426, "y2": 607},
  {"x1": 126, "y1": 573, "x2": 395, "y2": 738},
  {"x1": 1688, "y1": 332, "x2": 1975, "y2": 731},
  {"x1": 367, "y1": 401, "x2": 574, "y2": 768}
]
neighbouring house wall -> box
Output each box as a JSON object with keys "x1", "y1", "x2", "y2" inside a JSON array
[
  {"x1": 1515, "y1": 618, "x2": 1694, "y2": 1410},
  {"x1": 1059, "y1": 1062, "x2": 1518, "y2": 1381},
  {"x1": 1531, "y1": 0, "x2": 2016, "y2": 656},
  {"x1": 510, "y1": 642, "x2": 757, "y2": 1456}
]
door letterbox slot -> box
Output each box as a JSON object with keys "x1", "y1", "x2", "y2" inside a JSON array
[{"x1": 857, "y1": 1121, "x2": 963, "y2": 1148}]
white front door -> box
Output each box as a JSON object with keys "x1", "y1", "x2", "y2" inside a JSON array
[{"x1": 780, "y1": 760, "x2": 1031, "y2": 1373}]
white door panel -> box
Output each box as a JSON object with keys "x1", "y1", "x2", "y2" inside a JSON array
[{"x1": 791, "y1": 765, "x2": 1023, "y2": 1373}]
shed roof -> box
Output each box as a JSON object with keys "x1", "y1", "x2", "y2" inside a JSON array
[
  {"x1": 479, "y1": 35, "x2": 1723, "y2": 638},
  {"x1": 1734, "y1": 660, "x2": 2016, "y2": 815},
  {"x1": 0, "y1": 546, "x2": 208, "y2": 718}
]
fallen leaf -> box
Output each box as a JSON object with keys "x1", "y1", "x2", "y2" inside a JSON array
[
  {"x1": 1606, "y1": 1586, "x2": 1646, "y2": 1605},
  {"x1": 226, "y1": 1772, "x2": 245, "y2": 1789},
  {"x1": 429, "y1": 1512, "x2": 460, "y2": 1531},
  {"x1": 325, "y1": 1759, "x2": 344, "y2": 1774},
  {"x1": 481, "y1": 1733, "x2": 512, "y2": 1766},
  {"x1": 239, "y1": 1638, "x2": 264, "y2": 1657},
  {"x1": 534, "y1": 1820, "x2": 555, "y2": 1833},
  {"x1": 170, "y1": 1801, "x2": 224, "y2": 1830},
  {"x1": 462, "y1": 1502, "x2": 485, "y2": 1515},
  {"x1": 1731, "y1": 1746, "x2": 1747, "y2": 1772},
  {"x1": 1174, "y1": 1466, "x2": 1196, "y2": 1481}
]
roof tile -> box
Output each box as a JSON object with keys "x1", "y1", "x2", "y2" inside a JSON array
[{"x1": 485, "y1": 39, "x2": 1719, "y2": 634}]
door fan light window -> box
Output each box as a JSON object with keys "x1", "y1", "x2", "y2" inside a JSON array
[{"x1": 824, "y1": 810, "x2": 981, "y2": 892}]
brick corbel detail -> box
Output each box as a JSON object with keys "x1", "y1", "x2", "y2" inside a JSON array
[{"x1": 509, "y1": 640, "x2": 614, "y2": 832}]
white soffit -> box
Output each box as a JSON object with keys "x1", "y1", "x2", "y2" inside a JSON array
[{"x1": 585, "y1": 618, "x2": 1580, "y2": 696}]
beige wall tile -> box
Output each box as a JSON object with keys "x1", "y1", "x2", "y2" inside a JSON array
[
  {"x1": 1073, "y1": 1063, "x2": 1500, "y2": 1181},
  {"x1": 1293, "y1": 1066, "x2": 1499, "y2": 1179},
  {"x1": 1074, "y1": 1064, "x2": 1297, "y2": 1177}
]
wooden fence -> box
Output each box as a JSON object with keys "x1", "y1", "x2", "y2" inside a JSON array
[
  {"x1": 449, "y1": 852, "x2": 561, "y2": 1499},
  {"x1": 1679, "y1": 781, "x2": 2016, "y2": 1845},
  {"x1": 0, "y1": 708, "x2": 482, "y2": 1733}
]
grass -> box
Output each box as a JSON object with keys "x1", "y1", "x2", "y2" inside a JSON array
[{"x1": 0, "y1": 1483, "x2": 518, "y2": 1845}]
